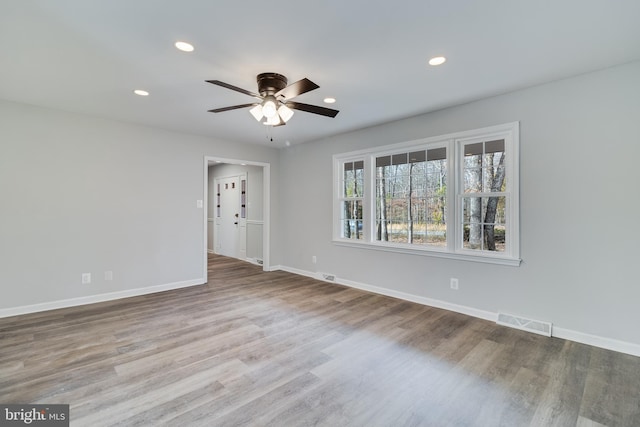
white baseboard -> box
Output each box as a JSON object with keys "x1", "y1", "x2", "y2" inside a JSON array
[
  {"x1": 337, "y1": 276, "x2": 497, "y2": 322},
  {"x1": 5, "y1": 264, "x2": 640, "y2": 358},
  {"x1": 244, "y1": 257, "x2": 264, "y2": 266},
  {"x1": 0, "y1": 278, "x2": 205, "y2": 319},
  {"x1": 272, "y1": 265, "x2": 640, "y2": 358},
  {"x1": 275, "y1": 265, "x2": 310, "y2": 276},
  {"x1": 553, "y1": 327, "x2": 640, "y2": 357},
  {"x1": 274, "y1": 265, "x2": 495, "y2": 321}
]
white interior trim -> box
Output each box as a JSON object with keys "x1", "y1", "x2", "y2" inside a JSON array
[
  {"x1": 552, "y1": 327, "x2": 640, "y2": 358},
  {"x1": 333, "y1": 240, "x2": 521, "y2": 266},
  {"x1": 273, "y1": 265, "x2": 640, "y2": 358},
  {"x1": 204, "y1": 156, "x2": 271, "y2": 274},
  {"x1": 332, "y1": 122, "x2": 520, "y2": 266},
  {"x1": 0, "y1": 279, "x2": 204, "y2": 319}
]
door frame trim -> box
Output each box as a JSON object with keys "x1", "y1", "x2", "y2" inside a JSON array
[{"x1": 203, "y1": 157, "x2": 271, "y2": 276}]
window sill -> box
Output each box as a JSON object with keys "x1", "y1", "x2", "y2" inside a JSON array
[{"x1": 332, "y1": 239, "x2": 521, "y2": 267}]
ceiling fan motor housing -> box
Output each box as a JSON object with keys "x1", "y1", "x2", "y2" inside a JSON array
[
  {"x1": 206, "y1": 73, "x2": 339, "y2": 120},
  {"x1": 257, "y1": 73, "x2": 288, "y2": 97}
]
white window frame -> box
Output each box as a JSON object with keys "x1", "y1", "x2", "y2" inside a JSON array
[
  {"x1": 332, "y1": 122, "x2": 520, "y2": 266},
  {"x1": 335, "y1": 157, "x2": 367, "y2": 241}
]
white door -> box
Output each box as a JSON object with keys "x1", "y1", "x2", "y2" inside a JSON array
[{"x1": 214, "y1": 175, "x2": 247, "y2": 259}]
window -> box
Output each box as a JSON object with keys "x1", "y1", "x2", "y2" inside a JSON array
[
  {"x1": 460, "y1": 139, "x2": 507, "y2": 252},
  {"x1": 339, "y1": 160, "x2": 364, "y2": 240},
  {"x1": 333, "y1": 122, "x2": 520, "y2": 266},
  {"x1": 375, "y1": 147, "x2": 447, "y2": 246}
]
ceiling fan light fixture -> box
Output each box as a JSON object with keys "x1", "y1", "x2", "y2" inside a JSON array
[
  {"x1": 264, "y1": 114, "x2": 281, "y2": 126},
  {"x1": 206, "y1": 73, "x2": 340, "y2": 125},
  {"x1": 261, "y1": 97, "x2": 277, "y2": 118},
  {"x1": 249, "y1": 104, "x2": 264, "y2": 121},
  {"x1": 278, "y1": 104, "x2": 294, "y2": 123}
]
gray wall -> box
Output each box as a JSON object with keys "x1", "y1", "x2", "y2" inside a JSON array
[
  {"x1": 278, "y1": 60, "x2": 640, "y2": 346},
  {"x1": 2, "y1": 60, "x2": 640, "y2": 350},
  {"x1": 0, "y1": 100, "x2": 279, "y2": 309}
]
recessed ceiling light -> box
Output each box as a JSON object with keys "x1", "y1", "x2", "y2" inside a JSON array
[
  {"x1": 133, "y1": 89, "x2": 149, "y2": 96},
  {"x1": 324, "y1": 97, "x2": 336, "y2": 104},
  {"x1": 428, "y1": 56, "x2": 446, "y2": 66},
  {"x1": 175, "y1": 41, "x2": 194, "y2": 52}
]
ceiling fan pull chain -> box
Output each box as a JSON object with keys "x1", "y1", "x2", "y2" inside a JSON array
[{"x1": 265, "y1": 124, "x2": 273, "y2": 142}]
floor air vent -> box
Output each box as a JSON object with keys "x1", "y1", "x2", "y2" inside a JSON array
[
  {"x1": 321, "y1": 273, "x2": 336, "y2": 282},
  {"x1": 497, "y1": 312, "x2": 552, "y2": 337}
]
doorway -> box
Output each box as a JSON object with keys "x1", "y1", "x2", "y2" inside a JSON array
[{"x1": 203, "y1": 157, "x2": 270, "y2": 277}]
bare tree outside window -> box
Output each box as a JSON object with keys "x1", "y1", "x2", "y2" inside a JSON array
[
  {"x1": 341, "y1": 160, "x2": 364, "y2": 239},
  {"x1": 375, "y1": 148, "x2": 447, "y2": 246},
  {"x1": 462, "y1": 139, "x2": 506, "y2": 252},
  {"x1": 333, "y1": 122, "x2": 518, "y2": 264}
]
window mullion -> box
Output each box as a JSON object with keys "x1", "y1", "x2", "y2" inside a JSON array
[
  {"x1": 333, "y1": 122, "x2": 519, "y2": 264},
  {"x1": 449, "y1": 139, "x2": 459, "y2": 252},
  {"x1": 364, "y1": 155, "x2": 373, "y2": 242}
]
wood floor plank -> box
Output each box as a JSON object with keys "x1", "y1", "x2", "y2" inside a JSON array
[
  {"x1": 528, "y1": 340, "x2": 591, "y2": 427},
  {"x1": 1, "y1": 253, "x2": 640, "y2": 426},
  {"x1": 579, "y1": 348, "x2": 640, "y2": 426}
]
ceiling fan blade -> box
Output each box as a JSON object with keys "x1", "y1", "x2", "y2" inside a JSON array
[
  {"x1": 275, "y1": 78, "x2": 319, "y2": 100},
  {"x1": 285, "y1": 101, "x2": 339, "y2": 118},
  {"x1": 207, "y1": 103, "x2": 257, "y2": 113},
  {"x1": 206, "y1": 80, "x2": 262, "y2": 100}
]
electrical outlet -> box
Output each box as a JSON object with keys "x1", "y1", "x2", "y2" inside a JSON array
[
  {"x1": 312, "y1": 256, "x2": 317, "y2": 264},
  {"x1": 104, "y1": 271, "x2": 113, "y2": 281},
  {"x1": 82, "y1": 273, "x2": 91, "y2": 284},
  {"x1": 450, "y1": 278, "x2": 459, "y2": 290}
]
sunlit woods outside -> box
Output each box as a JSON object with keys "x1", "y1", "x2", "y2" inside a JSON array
[
  {"x1": 342, "y1": 161, "x2": 364, "y2": 239},
  {"x1": 375, "y1": 148, "x2": 447, "y2": 245},
  {"x1": 462, "y1": 139, "x2": 506, "y2": 252},
  {"x1": 337, "y1": 123, "x2": 515, "y2": 258},
  {"x1": 340, "y1": 140, "x2": 506, "y2": 252}
]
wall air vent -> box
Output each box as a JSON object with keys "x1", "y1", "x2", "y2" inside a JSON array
[
  {"x1": 321, "y1": 273, "x2": 336, "y2": 282},
  {"x1": 497, "y1": 312, "x2": 552, "y2": 337}
]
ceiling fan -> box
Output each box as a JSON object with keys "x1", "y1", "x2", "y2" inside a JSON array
[{"x1": 206, "y1": 73, "x2": 339, "y2": 126}]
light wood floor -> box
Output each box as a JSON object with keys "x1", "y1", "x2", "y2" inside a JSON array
[{"x1": 1, "y1": 255, "x2": 640, "y2": 426}]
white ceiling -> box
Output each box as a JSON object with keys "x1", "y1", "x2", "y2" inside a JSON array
[{"x1": 2, "y1": 1, "x2": 640, "y2": 147}]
